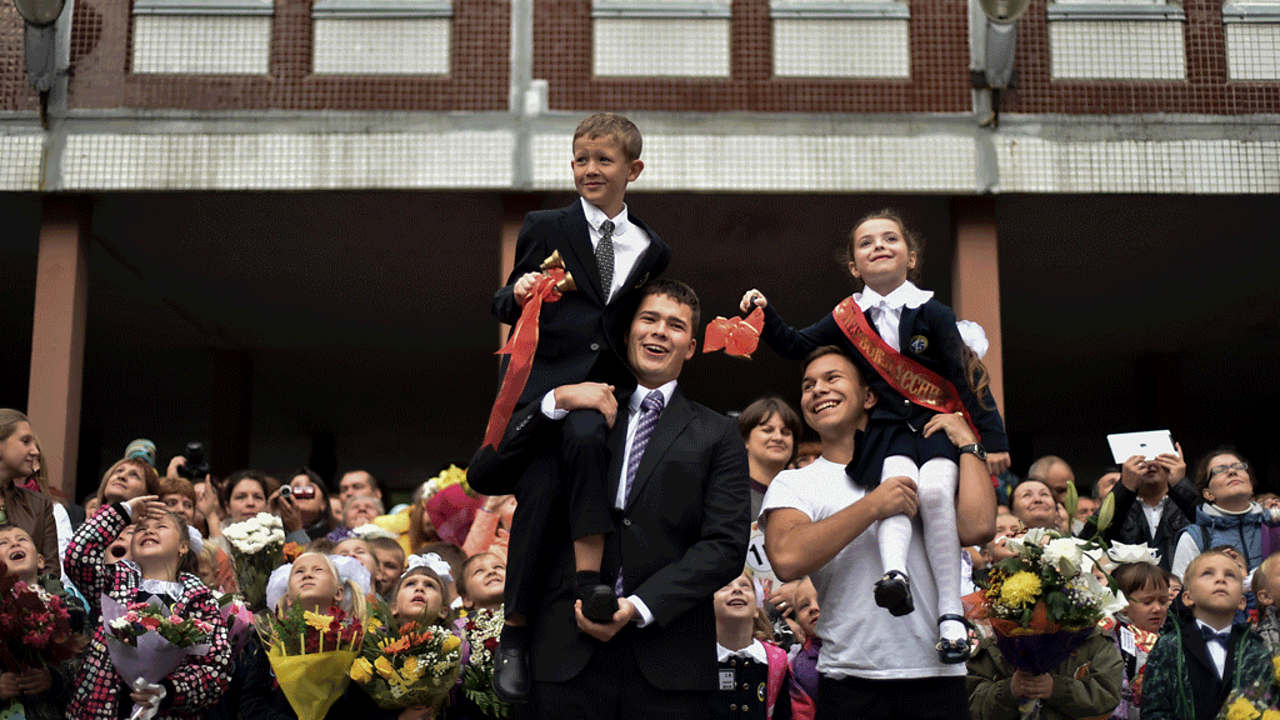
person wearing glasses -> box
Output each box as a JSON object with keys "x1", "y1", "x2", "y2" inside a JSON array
[
  {"x1": 1099, "y1": 443, "x2": 1197, "y2": 572},
  {"x1": 1171, "y1": 448, "x2": 1278, "y2": 584}
]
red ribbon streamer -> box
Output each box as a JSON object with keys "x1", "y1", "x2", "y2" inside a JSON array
[
  {"x1": 482, "y1": 270, "x2": 567, "y2": 450},
  {"x1": 703, "y1": 307, "x2": 764, "y2": 358}
]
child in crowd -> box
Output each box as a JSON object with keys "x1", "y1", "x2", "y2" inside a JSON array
[
  {"x1": 64, "y1": 495, "x2": 232, "y2": 720},
  {"x1": 714, "y1": 574, "x2": 792, "y2": 720},
  {"x1": 1251, "y1": 551, "x2": 1280, "y2": 650},
  {"x1": 335, "y1": 537, "x2": 381, "y2": 589},
  {"x1": 967, "y1": 618, "x2": 1123, "y2": 720},
  {"x1": 1141, "y1": 549, "x2": 1271, "y2": 720},
  {"x1": 458, "y1": 552, "x2": 506, "y2": 614},
  {"x1": 0, "y1": 525, "x2": 85, "y2": 720},
  {"x1": 788, "y1": 578, "x2": 820, "y2": 720},
  {"x1": 974, "y1": 511, "x2": 1024, "y2": 588},
  {"x1": 1101, "y1": 561, "x2": 1170, "y2": 720},
  {"x1": 467, "y1": 113, "x2": 672, "y2": 700},
  {"x1": 391, "y1": 557, "x2": 452, "y2": 626},
  {"x1": 369, "y1": 535, "x2": 408, "y2": 598},
  {"x1": 743, "y1": 209, "x2": 1009, "y2": 662}
]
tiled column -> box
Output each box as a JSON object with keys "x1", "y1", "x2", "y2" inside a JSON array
[
  {"x1": 27, "y1": 195, "x2": 91, "y2": 500},
  {"x1": 951, "y1": 196, "x2": 1005, "y2": 416}
]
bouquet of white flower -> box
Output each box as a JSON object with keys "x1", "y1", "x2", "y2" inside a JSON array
[{"x1": 223, "y1": 513, "x2": 286, "y2": 611}]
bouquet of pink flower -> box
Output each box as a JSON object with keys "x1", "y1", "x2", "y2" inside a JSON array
[
  {"x1": 217, "y1": 594, "x2": 255, "y2": 656},
  {"x1": 102, "y1": 595, "x2": 212, "y2": 720},
  {"x1": 0, "y1": 561, "x2": 84, "y2": 670}
]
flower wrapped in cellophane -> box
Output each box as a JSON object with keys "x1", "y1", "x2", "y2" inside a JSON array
[
  {"x1": 216, "y1": 594, "x2": 255, "y2": 656},
  {"x1": 458, "y1": 607, "x2": 511, "y2": 717},
  {"x1": 349, "y1": 601, "x2": 461, "y2": 711},
  {"x1": 1216, "y1": 655, "x2": 1280, "y2": 720},
  {"x1": 222, "y1": 513, "x2": 286, "y2": 611},
  {"x1": 256, "y1": 601, "x2": 364, "y2": 720},
  {"x1": 0, "y1": 561, "x2": 85, "y2": 671},
  {"x1": 102, "y1": 595, "x2": 213, "y2": 720},
  {"x1": 968, "y1": 528, "x2": 1125, "y2": 718}
]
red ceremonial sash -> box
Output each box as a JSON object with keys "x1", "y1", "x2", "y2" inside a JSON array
[
  {"x1": 481, "y1": 254, "x2": 576, "y2": 450},
  {"x1": 831, "y1": 297, "x2": 980, "y2": 440}
]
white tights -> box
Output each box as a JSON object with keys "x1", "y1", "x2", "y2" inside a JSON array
[{"x1": 877, "y1": 454, "x2": 965, "y2": 642}]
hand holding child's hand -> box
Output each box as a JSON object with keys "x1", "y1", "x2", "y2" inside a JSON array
[
  {"x1": 739, "y1": 289, "x2": 768, "y2": 314},
  {"x1": 1010, "y1": 670, "x2": 1054, "y2": 700},
  {"x1": 126, "y1": 495, "x2": 169, "y2": 522},
  {"x1": 922, "y1": 413, "x2": 976, "y2": 447},
  {"x1": 986, "y1": 452, "x2": 1011, "y2": 476},
  {"x1": 575, "y1": 597, "x2": 636, "y2": 643},
  {"x1": 513, "y1": 272, "x2": 544, "y2": 306}
]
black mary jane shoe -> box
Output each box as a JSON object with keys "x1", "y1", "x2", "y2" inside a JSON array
[
  {"x1": 873, "y1": 570, "x2": 915, "y2": 616},
  {"x1": 935, "y1": 613, "x2": 976, "y2": 664},
  {"x1": 492, "y1": 645, "x2": 531, "y2": 704}
]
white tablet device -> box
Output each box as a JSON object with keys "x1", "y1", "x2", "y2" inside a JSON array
[{"x1": 1106, "y1": 430, "x2": 1176, "y2": 463}]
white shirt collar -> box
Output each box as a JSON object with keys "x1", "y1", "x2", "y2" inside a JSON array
[
  {"x1": 630, "y1": 380, "x2": 677, "y2": 413},
  {"x1": 855, "y1": 280, "x2": 933, "y2": 312},
  {"x1": 717, "y1": 639, "x2": 768, "y2": 663},
  {"x1": 581, "y1": 198, "x2": 631, "y2": 239}
]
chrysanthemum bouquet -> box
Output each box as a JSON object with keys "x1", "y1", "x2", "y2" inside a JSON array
[
  {"x1": 971, "y1": 528, "x2": 1125, "y2": 716},
  {"x1": 0, "y1": 563, "x2": 83, "y2": 670},
  {"x1": 349, "y1": 602, "x2": 461, "y2": 711},
  {"x1": 223, "y1": 512, "x2": 286, "y2": 611},
  {"x1": 255, "y1": 601, "x2": 364, "y2": 720},
  {"x1": 1217, "y1": 655, "x2": 1280, "y2": 720},
  {"x1": 459, "y1": 607, "x2": 510, "y2": 717}
]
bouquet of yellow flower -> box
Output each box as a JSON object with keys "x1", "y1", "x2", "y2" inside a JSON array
[
  {"x1": 349, "y1": 602, "x2": 461, "y2": 711},
  {"x1": 1217, "y1": 655, "x2": 1280, "y2": 720},
  {"x1": 971, "y1": 528, "x2": 1125, "y2": 674},
  {"x1": 256, "y1": 602, "x2": 364, "y2": 720}
]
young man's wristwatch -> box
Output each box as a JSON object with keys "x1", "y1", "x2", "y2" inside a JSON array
[{"x1": 958, "y1": 443, "x2": 987, "y2": 461}]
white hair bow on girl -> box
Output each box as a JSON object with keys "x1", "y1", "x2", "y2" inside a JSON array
[
  {"x1": 264, "y1": 553, "x2": 373, "y2": 611},
  {"x1": 403, "y1": 553, "x2": 453, "y2": 583}
]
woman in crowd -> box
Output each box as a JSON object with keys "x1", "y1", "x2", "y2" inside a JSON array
[
  {"x1": 0, "y1": 409, "x2": 61, "y2": 574},
  {"x1": 1008, "y1": 478, "x2": 1061, "y2": 531},
  {"x1": 1170, "y1": 447, "x2": 1275, "y2": 581},
  {"x1": 739, "y1": 397, "x2": 802, "y2": 522},
  {"x1": 286, "y1": 468, "x2": 335, "y2": 540}
]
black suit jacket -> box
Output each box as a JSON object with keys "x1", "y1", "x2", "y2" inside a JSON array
[
  {"x1": 477, "y1": 386, "x2": 751, "y2": 692},
  {"x1": 760, "y1": 298, "x2": 1008, "y2": 452},
  {"x1": 1178, "y1": 621, "x2": 1244, "y2": 720},
  {"x1": 492, "y1": 201, "x2": 671, "y2": 404},
  {"x1": 1101, "y1": 477, "x2": 1200, "y2": 571}
]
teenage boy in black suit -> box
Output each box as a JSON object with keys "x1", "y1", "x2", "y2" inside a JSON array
[
  {"x1": 475, "y1": 280, "x2": 750, "y2": 719},
  {"x1": 1141, "y1": 549, "x2": 1270, "y2": 720},
  {"x1": 469, "y1": 113, "x2": 671, "y2": 703}
]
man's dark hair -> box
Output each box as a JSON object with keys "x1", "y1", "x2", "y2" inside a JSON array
[
  {"x1": 800, "y1": 346, "x2": 867, "y2": 387},
  {"x1": 640, "y1": 279, "x2": 700, "y2": 330}
]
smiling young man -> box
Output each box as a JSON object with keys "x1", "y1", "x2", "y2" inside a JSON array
[
  {"x1": 760, "y1": 346, "x2": 995, "y2": 720},
  {"x1": 473, "y1": 279, "x2": 750, "y2": 719}
]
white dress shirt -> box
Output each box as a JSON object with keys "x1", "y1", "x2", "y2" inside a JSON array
[
  {"x1": 1195, "y1": 618, "x2": 1230, "y2": 677},
  {"x1": 853, "y1": 280, "x2": 934, "y2": 352},
  {"x1": 1140, "y1": 495, "x2": 1168, "y2": 540},
  {"x1": 581, "y1": 198, "x2": 651, "y2": 304}
]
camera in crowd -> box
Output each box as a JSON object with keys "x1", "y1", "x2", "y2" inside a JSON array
[
  {"x1": 176, "y1": 441, "x2": 211, "y2": 481},
  {"x1": 278, "y1": 484, "x2": 316, "y2": 500}
]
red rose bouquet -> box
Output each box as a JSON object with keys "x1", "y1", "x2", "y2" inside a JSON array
[{"x1": 0, "y1": 562, "x2": 83, "y2": 670}]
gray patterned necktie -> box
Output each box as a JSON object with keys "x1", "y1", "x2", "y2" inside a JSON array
[
  {"x1": 616, "y1": 389, "x2": 665, "y2": 594},
  {"x1": 596, "y1": 219, "x2": 615, "y2": 300}
]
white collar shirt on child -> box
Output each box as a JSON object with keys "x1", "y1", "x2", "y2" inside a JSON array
[
  {"x1": 1195, "y1": 618, "x2": 1229, "y2": 677},
  {"x1": 717, "y1": 639, "x2": 767, "y2": 663},
  {"x1": 580, "y1": 198, "x2": 651, "y2": 304},
  {"x1": 853, "y1": 280, "x2": 934, "y2": 352}
]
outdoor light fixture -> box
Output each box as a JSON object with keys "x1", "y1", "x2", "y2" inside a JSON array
[
  {"x1": 973, "y1": 0, "x2": 1030, "y2": 128},
  {"x1": 11, "y1": 0, "x2": 68, "y2": 126}
]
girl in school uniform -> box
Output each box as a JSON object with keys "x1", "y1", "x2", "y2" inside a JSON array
[
  {"x1": 714, "y1": 574, "x2": 792, "y2": 720},
  {"x1": 741, "y1": 209, "x2": 1009, "y2": 662}
]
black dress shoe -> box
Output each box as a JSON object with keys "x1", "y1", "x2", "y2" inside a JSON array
[
  {"x1": 873, "y1": 570, "x2": 915, "y2": 616},
  {"x1": 580, "y1": 583, "x2": 620, "y2": 624},
  {"x1": 492, "y1": 645, "x2": 531, "y2": 704}
]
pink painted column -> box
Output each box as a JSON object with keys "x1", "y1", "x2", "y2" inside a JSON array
[
  {"x1": 27, "y1": 195, "x2": 91, "y2": 500},
  {"x1": 951, "y1": 197, "x2": 1005, "y2": 417}
]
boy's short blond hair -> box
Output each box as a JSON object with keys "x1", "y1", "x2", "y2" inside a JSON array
[
  {"x1": 573, "y1": 113, "x2": 642, "y2": 161},
  {"x1": 1183, "y1": 548, "x2": 1244, "y2": 587},
  {"x1": 1254, "y1": 552, "x2": 1280, "y2": 596}
]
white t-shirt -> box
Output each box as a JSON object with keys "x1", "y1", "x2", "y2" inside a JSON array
[{"x1": 760, "y1": 456, "x2": 964, "y2": 680}]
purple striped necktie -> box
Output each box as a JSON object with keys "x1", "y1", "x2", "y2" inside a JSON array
[{"x1": 616, "y1": 389, "x2": 665, "y2": 594}]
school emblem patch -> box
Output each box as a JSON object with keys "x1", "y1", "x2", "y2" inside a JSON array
[{"x1": 909, "y1": 335, "x2": 928, "y2": 353}]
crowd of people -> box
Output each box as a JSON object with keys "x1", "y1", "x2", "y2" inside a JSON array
[{"x1": 0, "y1": 111, "x2": 1277, "y2": 720}]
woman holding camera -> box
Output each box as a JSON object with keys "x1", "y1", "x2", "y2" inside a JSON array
[{"x1": 284, "y1": 468, "x2": 334, "y2": 541}]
